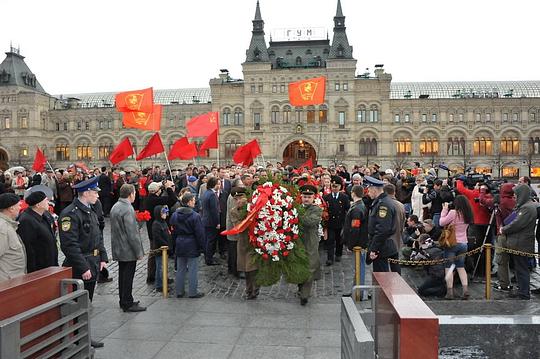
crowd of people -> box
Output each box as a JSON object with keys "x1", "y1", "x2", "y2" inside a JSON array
[{"x1": 1, "y1": 160, "x2": 540, "y2": 345}]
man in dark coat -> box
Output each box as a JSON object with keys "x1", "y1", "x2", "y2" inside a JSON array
[
  {"x1": 323, "y1": 177, "x2": 350, "y2": 265},
  {"x1": 58, "y1": 177, "x2": 108, "y2": 348},
  {"x1": 17, "y1": 191, "x2": 58, "y2": 273},
  {"x1": 364, "y1": 176, "x2": 399, "y2": 273},
  {"x1": 98, "y1": 167, "x2": 113, "y2": 216},
  {"x1": 201, "y1": 177, "x2": 221, "y2": 265},
  {"x1": 342, "y1": 185, "x2": 369, "y2": 251},
  {"x1": 143, "y1": 180, "x2": 177, "y2": 283},
  {"x1": 217, "y1": 168, "x2": 231, "y2": 258}
]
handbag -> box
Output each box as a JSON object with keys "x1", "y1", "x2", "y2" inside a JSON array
[{"x1": 439, "y1": 224, "x2": 457, "y2": 248}]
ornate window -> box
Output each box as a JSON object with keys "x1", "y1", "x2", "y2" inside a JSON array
[
  {"x1": 225, "y1": 137, "x2": 242, "y2": 159},
  {"x1": 295, "y1": 107, "x2": 302, "y2": 123},
  {"x1": 306, "y1": 106, "x2": 316, "y2": 124},
  {"x1": 500, "y1": 137, "x2": 520, "y2": 155},
  {"x1": 473, "y1": 136, "x2": 493, "y2": 156},
  {"x1": 356, "y1": 106, "x2": 366, "y2": 122},
  {"x1": 447, "y1": 137, "x2": 466, "y2": 156},
  {"x1": 394, "y1": 114, "x2": 400, "y2": 122},
  {"x1": 271, "y1": 106, "x2": 280, "y2": 124},
  {"x1": 319, "y1": 105, "x2": 328, "y2": 123},
  {"x1": 253, "y1": 113, "x2": 261, "y2": 130},
  {"x1": 395, "y1": 138, "x2": 412, "y2": 155},
  {"x1": 359, "y1": 138, "x2": 377, "y2": 156},
  {"x1": 234, "y1": 108, "x2": 243, "y2": 125},
  {"x1": 98, "y1": 144, "x2": 113, "y2": 160},
  {"x1": 283, "y1": 106, "x2": 291, "y2": 124},
  {"x1": 295, "y1": 57, "x2": 302, "y2": 65},
  {"x1": 55, "y1": 144, "x2": 70, "y2": 161},
  {"x1": 222, "y1": 108, "x2": 231, "y2": 126},
  {"x1": 338, "y1": 111, "x2": 346, "y2": 129},
  {"x1": 420, "y1": 137, "x2": 439, "y2": 156},
  {"x1": 530, "y1": 137, "x2": 540, "y2": 155},
  {"x1": 76, "y1": 144, "x2": 92, "y2": 160},
  {"x1": 404, "y1": 114, "x2": 410, "y2": 122},
  {"x1": 369, "y1": 105, "x2": 379, "y2": 122}
]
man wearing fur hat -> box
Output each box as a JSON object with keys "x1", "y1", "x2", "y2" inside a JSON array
[{"x1": 0, "y1": 193, "x2": 26, "y2": 281}]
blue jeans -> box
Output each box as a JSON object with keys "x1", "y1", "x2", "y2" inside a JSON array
[
  {"x1": 432, "y1": 213, "x2": 441, "y2": 228},
  {"x1": 176, "y1": 257, "x2": 199, "y2": 297},
  {"x1": 443, "y1": 242, "x2": 468, "y2": 268},
  {"x1": 155, "y1": 257, "x2": 163, "y2": 289},
  {"x1": 403, "y1": 203, "x2": 412, "y2": 217}
]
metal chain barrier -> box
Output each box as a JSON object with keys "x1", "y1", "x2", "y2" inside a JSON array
[
  {"x1": 388, "y1": 246, "x2": 484, "y2": 266},
  {"x1": 493, "y1": 246, "x2": 540, "y2": 258}
]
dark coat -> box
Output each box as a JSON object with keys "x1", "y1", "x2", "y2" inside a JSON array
[
  {"x1": 17, "y1": 209, "x2": 58, "y2": 273},
  {"x1": 98, "y1": 173, "x2": 112, "y2": 197},
  {"x1": 144, "y1": 188, "x2": 177, "y2": 241},
  {"x1": 367, "y1": 193, "x2": 398, "y2": 259},
  {"x1": 502, "y1": 185, "x2": 539, "y2": 253},
  {"x1": 59, "y1": 199, "x2": 108, "y2": 281},
  {"x1": 152, "y1": 206, "x2": 172, "y2": 249},
  {"x1": 171, "y1": 207, "x2": 206, "y2": 258},
  {"x1": 422, "y1": 186, "x2": 454, "y2": 215},
  {"x1": 342, "y1": 200, "x2": 369, "y2": 250},
  {"x1": 201, "y1": 189, "x2": 220, "y2": 228},
  {"x1": 323, "y1": 192, "x2": 350, "y2": 229}
]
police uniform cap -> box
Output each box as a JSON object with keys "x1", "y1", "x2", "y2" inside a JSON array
[
  {"x1": 0, "y1": 193, "x2": 20, "y2": 210},
  {"x1": 330, "y1": 176, "x2": 343, "y2": 187},
  {"x1": 25, "y1": 191, "x2": 47, "y2": 206},
  {"x1": 363, "y1": 175, "x2": 384, "y2": 187},
  {"x1": 231, "y1": 187, "x2": 247, "y2": 197},
  {"x1": 299, "y1": 184, "x2": 318, "y2": 195},
  {"x1": 72, "y1": 176, "x2": 100, "y2": 193}
]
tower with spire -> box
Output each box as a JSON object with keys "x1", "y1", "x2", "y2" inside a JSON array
[
  {"x1": 245, "y1": 0, "x2": 269, "y2": 63},
  {"x1": 328, "y1": 0, "x2": 354, "y2": 60}
]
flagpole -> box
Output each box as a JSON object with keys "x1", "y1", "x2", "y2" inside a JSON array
[
  {"x1": 216, "y1": 133, "x2": 220, "y2": 167},
  {"x1": 163, "y1": 153, "x2": 174, "y2": 182},
  {"x1": 46, "y1": 160, "x2": 55, "y2": 174}
]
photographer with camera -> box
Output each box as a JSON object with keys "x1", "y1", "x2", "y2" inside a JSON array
[
  {"x1": 421, "y1": 179, "x2": 454, "y2": 228},
  {"x1": 479, "y1": 183, "x2": 516, "y2": 291},
  {"x1": 396, "y1": 169, "x2": 414, "y2": 216}
]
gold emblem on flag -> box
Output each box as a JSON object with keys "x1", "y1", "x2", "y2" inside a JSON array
[
  {"x1": 209, "y1": 114, "x2": 217, "y2": 123},
  {"x1": 125, "y1": 93, "x2": 143, "y2": 111},
  {"x1": 133, "y1": 112, "x2": 151, "y2": 126},
  {"x1": 299, "y1": 81, "x2": 318, "y2": 101}
]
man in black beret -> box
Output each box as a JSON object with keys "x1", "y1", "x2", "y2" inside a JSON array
[{"x1": 0, "y1": 193, "x2": 26, "y2": 281}]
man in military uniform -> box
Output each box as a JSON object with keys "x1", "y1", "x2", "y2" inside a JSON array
[
  {"x1": 323, "y1": 177, "x2": 350, "y2": 266},
  {"x1": 59, "y1": 176, "x2": 108, "y2": 348},
  {"x1": 364, "y1": 176, "x2": 400, "y2": 273},
  {"x1": 298, "y1": 184, "x2": 323, "y2": 306}
]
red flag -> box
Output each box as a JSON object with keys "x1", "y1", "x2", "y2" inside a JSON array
[
  {"x1": 186, "y1": 112, "x2": 219, "y2": 138},
  {"x1": 199, "y1": 129, "x2": 218, "y2": 150},
  {"x1": 299, "y1": 157, "x2": 314, "y2": 170},
  {"x1": 232, "y1": 139, "x2": 261, "y2": 166},
  {"x1": 168, "y1": 137, "x2": 198, "y2": 160},
  {"x1": 109, "y1": 138, "x2": 134, "y2": 165},
  {"x1": 198, "y1": 146, "x2": 209, "y2": 158},
  {"x1": 122, "y1": 104, "x2": 162, "y2": 131},
  {"x1": 115, "y1": 87, "x2": 154, "y2": 113},
  {"x1": 288, "y1": 77, "x2": 326, "y2": 106},
  {"x1": 136, "y1": 133, "x2": 165, "y2": 161},
  {"x1": 32, "y1": 148, "x2": 47, "y2": 172}
]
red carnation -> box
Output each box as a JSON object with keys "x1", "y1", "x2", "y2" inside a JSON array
[
  {"x1": 262, "y1": 253, "x2": 269, "y2": 260},
  {"x1": 283, "y1": 251, "x2": 289, "y2": 257}
]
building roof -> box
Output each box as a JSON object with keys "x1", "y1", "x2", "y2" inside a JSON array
[
  {"x1": 268, "y1": 39, "x2": 330, "y2": 69},
  {"x1": 390, "y1": 81, "x2": 540, "y2": 100},
  {"x1": 0, "y1": 48, "x2": 46, "y2": 93},
  {"x1": 56, "y1": 88, "x2": 212, "y2": 109}
]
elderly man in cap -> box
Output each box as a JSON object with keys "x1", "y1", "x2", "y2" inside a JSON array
[
  {"x1": 58, "y1": 176, "x2": 108, "y2": 348},
  {"x1": 17, "y1": 190, "x2": 58, "y2": 273},
  {"x1": 0, "y1": 193, "x2": 26, "y2": 281},
  {"x1": 364, "y1": 176, "x2": 400, "y2": 273},
  {"x1": 298, "y1": 184, "x2": 323, "y2": 306}
]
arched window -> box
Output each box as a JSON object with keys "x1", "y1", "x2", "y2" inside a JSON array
[
  {"x1": 77, "y1": 144, "x2": 92, "y2": 160},
  {"x1": 271, "y1": 106, "x2": 280, "y2": 124},
  {"x1": 225, "y1": 137, "x2": 242, "y2": 159},
  {"x1": 283, "y1": 106, "x2": 291, "y2": 124},
  {"x1": 295, "y1": 56, "x2": 302, "y2": 66},
  {"x1": 359, "y1": 138, "x2": 377, "y2": 156},
  {"x1": 55, "y1": 144, "x2": 70, "y2": 161},
  {"x1": 529, "y1": 137, "x2": 540, "y2": 154},
  {"x1": 395, "y1": 138, "x2": 412, "y2": 155},
  {"x1": 306, "y1": 106, "x2": 316, "y2": 123},
  {"x1": 473, "y1": 136, "x2": 493, "y2": 156},
  {"x1": 369, "y1": 105, "x2": 379, "y2": 122},
  {"x1": 233, "y1": 108, "x2": 243, "y2": 125},
  {"x1": 356, "y1": 105, "x2": 366, "y2": 122},
  {"x1": 500, "y1": 137, "x2": 520, "y2": 155},
  {"x1": 319, "y1": 105, "x2": 328, "y2": 123},
  {"x1": 295, "y1": 107, "x2": 303, "y2": 123},
  {"x1": 420, "y1": 137, "x2": 439, "y2": 156},
  {"x1": 447, "y1": 137, "x2": 465, "y2": 156},
  {"x1": 98, "y1": 143, "x2": 114, "y2": 160},
  {"x1": 222, "y1": 108, "x2": 231, "y2": 126}
]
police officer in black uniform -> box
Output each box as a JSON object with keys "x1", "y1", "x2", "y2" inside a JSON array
[
  {"x1": 59, "y1": 176, "x2": 108, "y2": 349},
  {"x1": 364, "y1": 176, "x2": 400, "y2": 273}
]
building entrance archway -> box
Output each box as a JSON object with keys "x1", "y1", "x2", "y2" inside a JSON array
[
  {"x1": 282, "y1": 140, "x2": 316, "y2": 167},
  {"x1": 0, "y1": 149, "x2": 8, "y2": 170}
]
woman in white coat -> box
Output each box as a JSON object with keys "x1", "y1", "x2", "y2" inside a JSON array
[{"x1": 411, "y1": 174, "x2": 430, "y2": 221}]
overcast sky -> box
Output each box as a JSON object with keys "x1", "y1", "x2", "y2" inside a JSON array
[{"x1": 2, "y1": 0, "x2": 539, "y2": 95}]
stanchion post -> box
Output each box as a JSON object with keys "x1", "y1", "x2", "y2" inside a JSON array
[
  {"x1": 353, "y1": 247, "x2": 361, "y2": 301},
  {"x1": 161, "y1": 246, "x2": 169, "y2": 298},
  {"x1": 485, "y1": 243, "x2": 492, "y2": 300}
]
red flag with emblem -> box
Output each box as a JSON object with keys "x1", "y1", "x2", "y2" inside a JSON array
[
  {"x1": 122, "y1": 104, "x2": 162, "y2": 131},
  {"x1": 32, "y1": 148, "x2": 47, "y2": 172},
  {"x1": 288, "y1": 77, "x2": 326, "y2": 106},
  {"x1": 186, "y1": 112, "x2": 219, "y2": 138},
  {"x1": 115, "y1": 87, "x2": 154, "y2": 113},
  {"x1": 136, "y1": 133, "x2": 165, "y2": 161}
]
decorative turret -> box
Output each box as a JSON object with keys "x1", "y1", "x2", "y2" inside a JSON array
[
  {"x1": 245, "y1": 1, "x2": 269, "y2": 62},
  {"x1": 328, "y1": 0, "x2": 353, "y2": 59},
  {"x1": 0, "y1": 45, "x2": 46, "y2": 93}
]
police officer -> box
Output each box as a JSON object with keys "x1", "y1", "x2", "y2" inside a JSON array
[
  {"x1": 59, "y1": 176, "x2": 108, "y2": 349},
  {"x1": 364, "y1": 176, "x2": 400, "y2": 273}
]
